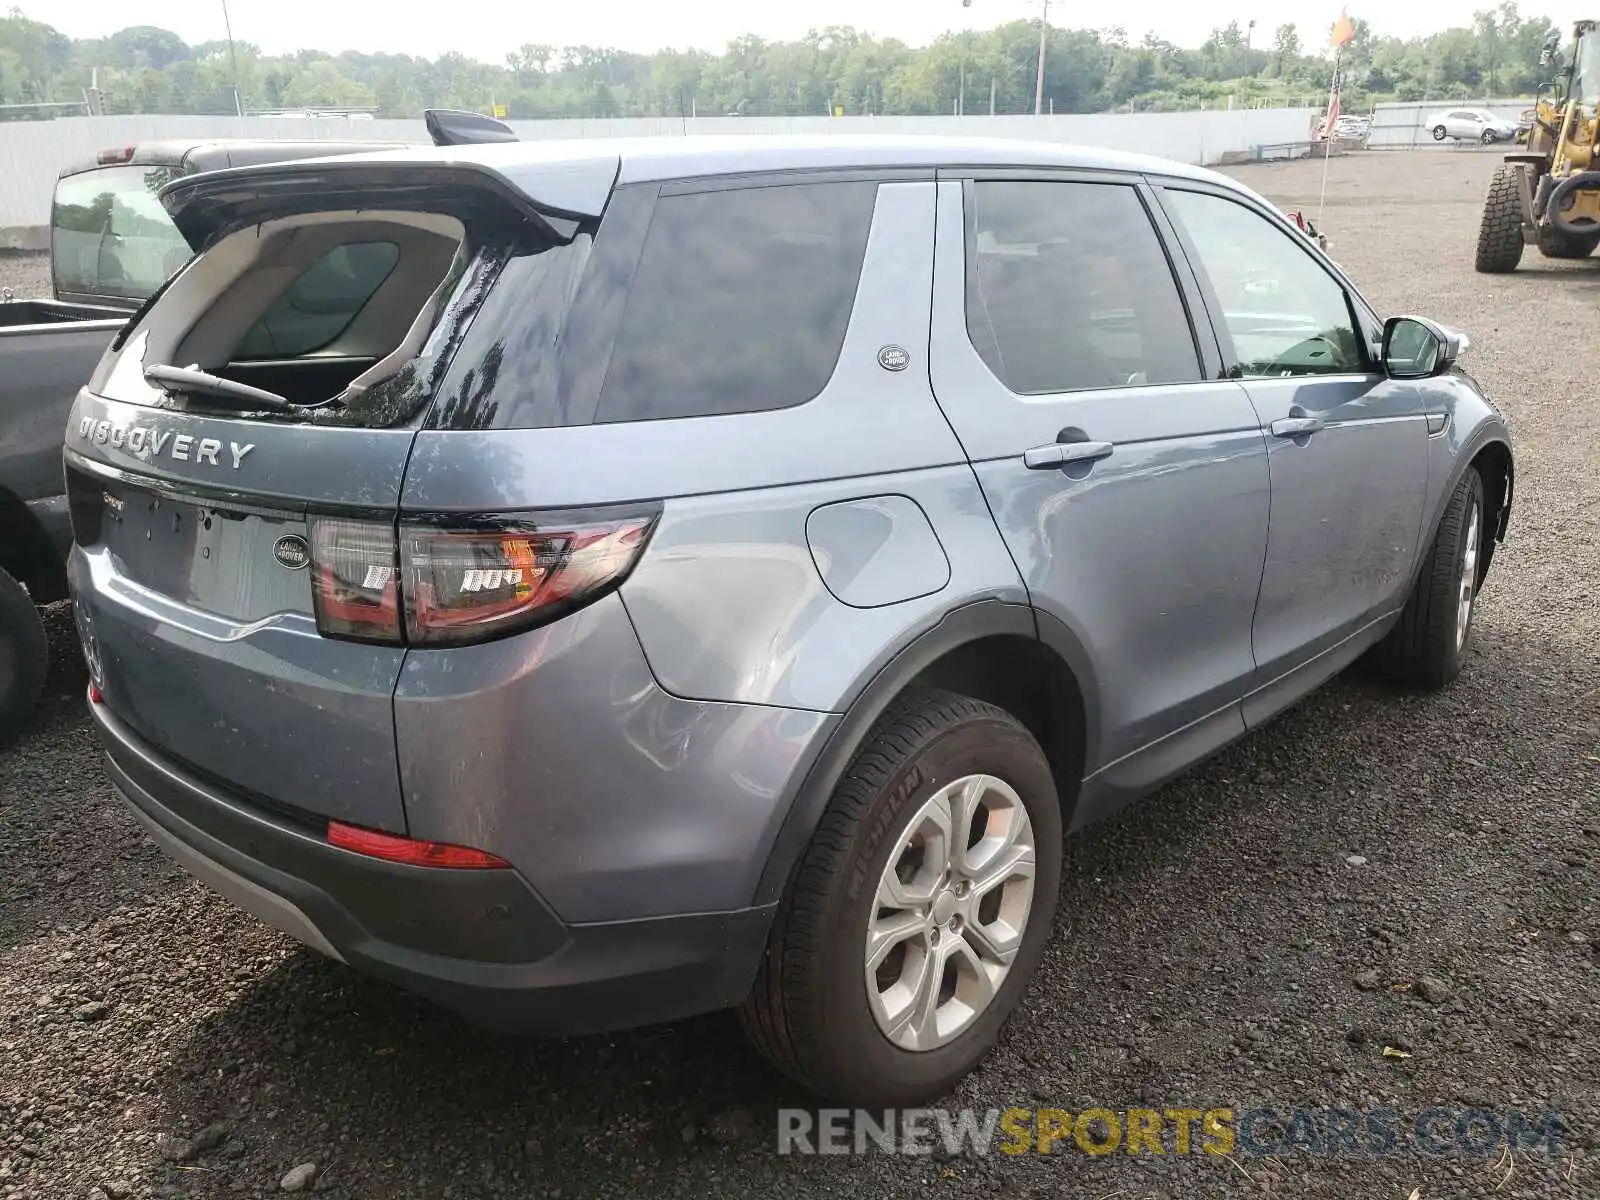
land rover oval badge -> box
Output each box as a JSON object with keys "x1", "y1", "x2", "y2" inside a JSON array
[
  {"x1": 877, "y1": 345, "x2": 910, "y2": 372},
  {"x1": 273, "y1": 534, "x2": 310, "y2": 571}
]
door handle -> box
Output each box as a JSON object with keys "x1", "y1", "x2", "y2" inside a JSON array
[
  {"x1": 1023, "y1": 440, "x2": 1115, "y2": 470},
  {"x1": 1270, "y1": 416, "x2": 1324, "y2": 438}
]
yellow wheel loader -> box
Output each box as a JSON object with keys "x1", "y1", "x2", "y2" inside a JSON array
[{"x1": 1476, "y1": 20, "x2": 1600, "y2": 272}]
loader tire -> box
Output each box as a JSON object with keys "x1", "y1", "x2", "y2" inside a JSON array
[
  {"x1": 1535, "y1": 223, "x2": 1600, "y2": 259},
  {"x1": 1474, "y1": 164, "x2": 1526, "y2": 273}
]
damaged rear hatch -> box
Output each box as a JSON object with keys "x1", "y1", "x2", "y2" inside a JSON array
[{"x1": 66, "y1": 145, "x2": 618, "y2": 833}]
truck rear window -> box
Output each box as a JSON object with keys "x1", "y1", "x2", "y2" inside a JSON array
[{"x1": 52, "y1": 166, "x2": 192, "y2": 303}]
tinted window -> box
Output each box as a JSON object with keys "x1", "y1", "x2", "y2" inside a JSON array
[
  {"x1": 52, "y1": 165, "x2": 191, "y2": 302},
  {"x1": 235, "y1": 241, "x2": 401, "y2": 358},
  {"x1": 595, "y1": 181, "x2": 877, "y2": 423},
  {"x1": 965, "y1": 181, "x2": 1201, "y2": 395},
  {"x1": 426, "y1": 184, "x2": 655, "y2": 431},
  {"x1": 1165, "y1": 189, "x2": 1365, "y2": 378}
]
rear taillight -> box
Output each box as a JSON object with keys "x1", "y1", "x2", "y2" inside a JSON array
[
  {"x1": 96, "y1": 146, "x2": 135, "y2": 165},
  {"x1": 308, "y1": 518, "x2": 402, "y2": 643},
  {"x1": 307, "y1": 509, "x2": 657, "y2": 647},
  {"x1": 327, "y1": 820, "x2": 509, "y2": 869},
  {"x1": 401, "y1": 512, "x2": 658, "y2": 645}
]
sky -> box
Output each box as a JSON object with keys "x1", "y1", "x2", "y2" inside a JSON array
[{"x1": 22, "y1": 0, "x2": 1591, "y2": 61}]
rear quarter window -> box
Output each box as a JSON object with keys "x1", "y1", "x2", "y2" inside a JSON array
[{"x1": 595, "y1": 180, "x2": 877, "y2": 423}]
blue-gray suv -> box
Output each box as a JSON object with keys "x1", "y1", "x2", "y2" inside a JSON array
[{"x1": 64, "y1": 135, "x2": 1513, "y2": 1104}]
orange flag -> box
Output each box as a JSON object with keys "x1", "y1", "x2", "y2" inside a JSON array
[{"x1": 1330, "y1": 8, "x2": 1357, "y2": 49}]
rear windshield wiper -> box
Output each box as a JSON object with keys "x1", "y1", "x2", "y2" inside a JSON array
[{"x1": 143, "y1": 363, "x2": 295, "y2": 412}]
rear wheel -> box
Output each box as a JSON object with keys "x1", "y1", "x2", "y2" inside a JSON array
[
  {"x1": 1371, "y1": 467, "x2": 1485, "y2": 690},
  {"x1": 1433, "y1": 124, "x2": 1449, "y2": 140},
  {"x1": 1475, "y1": 164, "x2": 1527, "y2": 273},
  {"x1": 1536, "y1": 223, "x2": 1600, "y2": 259},
  {"x1": 741, "y1": 689, "x2": 1063, "y2": 1104},
  {"x1": 0, "y1": 566, "x2": 48, "y2": 748}
]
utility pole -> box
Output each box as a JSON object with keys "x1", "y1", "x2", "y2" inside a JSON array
[
  {"x1": 1033, "y1": 0, "x2": 1050, "y2": 115},
  {"x1": 960, "y1": 0, "x2": 972, "y2": 116},
  {"x1": 220, "y1": 0, "x2": 245, "y2": 117}
]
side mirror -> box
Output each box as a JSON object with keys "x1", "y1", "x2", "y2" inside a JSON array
[{"x1": 1382, "y1": 315, "x2": 1465, "y2": 379}]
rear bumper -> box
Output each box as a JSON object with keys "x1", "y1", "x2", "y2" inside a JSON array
[{"x1": 91, "y1": 698, "x2": 776, "y2": 1035}]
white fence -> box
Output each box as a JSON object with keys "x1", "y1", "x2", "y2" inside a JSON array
[
  {"x1": 1367, "y1": 99, "x2": 1532, "y2": 149},
  {"x1": 0, "y1": 108, "x2": 1317, "y2": 243}
]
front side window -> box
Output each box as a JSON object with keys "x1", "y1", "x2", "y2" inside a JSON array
[
  {"x1": 1164, "y1": 189, "x2": 1366, "y2": 378},
  {"x1": 965, "y1": 180, "x2": 1202, "y2": 396},
  {"x1": 52, "y1": 165, "x2": 191, "y2": 302}
]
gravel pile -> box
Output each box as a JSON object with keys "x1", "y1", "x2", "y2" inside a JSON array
[{"x1": 1, "y1": 152, "x2": 1596, "y2": 1198}]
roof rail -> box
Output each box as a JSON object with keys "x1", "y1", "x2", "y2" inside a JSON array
[{"x1": 423, "y1": 108, "x2": 518, "y2": 147}]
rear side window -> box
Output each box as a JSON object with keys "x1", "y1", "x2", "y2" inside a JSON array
[
  {"x1": 52, "y1": 165, "x2": 191, "y2": 302},
  {"x1": 595, "y1": 181, "x2": 877, "y2": 423},
  {"x1": 965, "y1": 180, "x2": 1202, "y2": 395},
  {"x1": 235, "y1": 241, "x2": 401, "y2": 358}
]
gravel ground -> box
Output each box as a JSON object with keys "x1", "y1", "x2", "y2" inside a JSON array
[
  {"x1": 2, "y1": 151, "x2": 1597, "y2": 1200},
  {"x1": 0, "y1": 252, "x2": 49, "y2": 299}
]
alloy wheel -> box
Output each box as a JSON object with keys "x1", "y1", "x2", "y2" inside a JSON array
[{"x1": 864, "y1": 773, "x2": 1037, "y2": 1051}]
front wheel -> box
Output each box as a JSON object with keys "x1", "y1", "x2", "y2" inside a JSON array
[
  {"x1": 1481, "y1": 129, "x2": 1498, "y2": 144},
  {"x1": 1433, "y1": 124, "x2": 1448, "y2": 140},
  {"x1": 1370, "y1": 467, "x2": 1486, "y2": 690},
  {"x1": 741, "y1": 689, "x2": 1063, "y2": 1104}
]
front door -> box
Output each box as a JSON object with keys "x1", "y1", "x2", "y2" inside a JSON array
[
  {"x1": 1156, "y1": 184, "x2": 1429, "y2": 722},
  {"x1": 928, "y1": 175, "x2": 1271, "y2": 798}
]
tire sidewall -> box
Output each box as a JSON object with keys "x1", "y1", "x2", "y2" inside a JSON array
[
  {"x1": 1434, "y1": 125, "x2": 1448, "y2": 140},
  {"x1": 1432, "y1": 469, "x2": 1487, "y2": 678},
  {"x1": 1482, "y1": 129, "x2": 1497, "y2": 144},
  {"x1": 815, "y1": 714, "x2": 1062, "y2": 1100},
  {"x1": 0, "y1": 568, "x2": 48, "y2": 746}
]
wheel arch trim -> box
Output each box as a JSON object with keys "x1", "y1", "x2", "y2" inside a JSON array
[
  {"x1": 750, "y1": 599, "x2": 1100, "y2": 907},
  {"x1": 1412, "y1": 419, "x2": 1512, "y2": 599}
]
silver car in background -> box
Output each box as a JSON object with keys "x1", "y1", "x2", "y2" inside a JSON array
[{"x1": 1429, "y1": 107, "x2": 1520, "y2": 143}]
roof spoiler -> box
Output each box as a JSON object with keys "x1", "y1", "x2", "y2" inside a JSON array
[{"x1": 424, "y1": 108, "x2": 518, "y2": 147}]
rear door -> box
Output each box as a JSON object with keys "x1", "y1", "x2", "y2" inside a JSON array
[
  {"x1": 928, "y1": 172, "x2": 1271, "y2": 791},
  {"x1": 1154, "y1": 182, "x2": 1428, "y2": 723}
]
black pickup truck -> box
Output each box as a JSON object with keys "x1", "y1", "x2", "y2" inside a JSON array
[{"x1": 0, "y1": 134, "x2": 421, "y2": 741}]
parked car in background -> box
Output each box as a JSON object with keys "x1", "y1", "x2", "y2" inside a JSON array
[
  {"x1": 1429, "y1": 108, "x2": 1520, "y2": 143},
  {"x1": 68, "y1": 134, "x2": 1513, "y2": 1104},
  {"x1": 1334, "y1": 114, "x2": 1371, "y2": 141}
]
